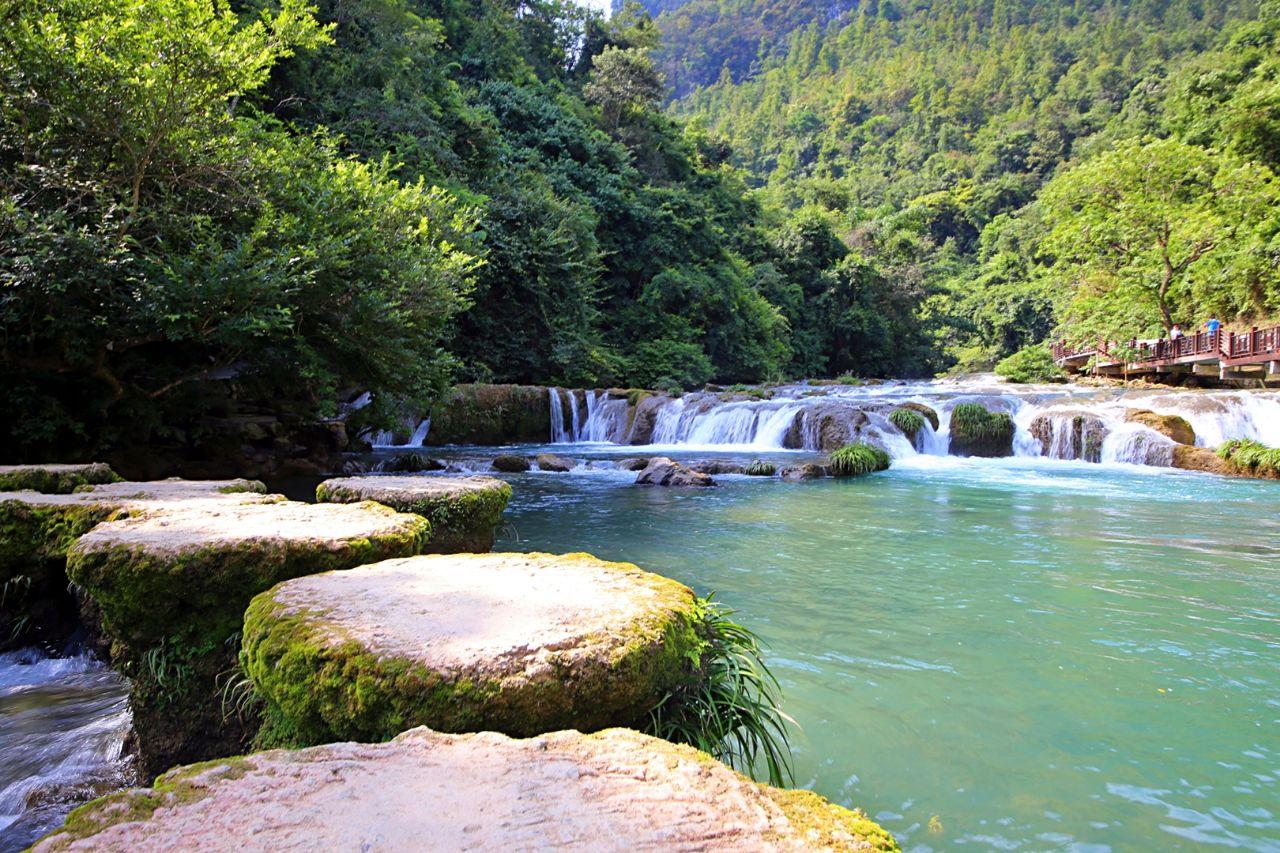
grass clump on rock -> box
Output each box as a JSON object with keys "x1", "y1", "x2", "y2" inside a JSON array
[
  {"x1": 744, "y1": 460, "x2": 776, "y2": 476},
  {"x1": 888, "y1": 407, "x2": 926, "y2": 440},
  {"x1": 828, "y1": 442, "x2": 891, "y2": 476},
  {"x1": 1217, "y1": 439, "x2": 1280, "y2": 478},
  {"x1": 948, "y1": 403, "x2": 1015, "y2": 457},
  {"x1": 648, "y1": 596, "x2": 793, "y2": 787},
  {"x1": 316, "y1": 475, "x2": 511, "y2": 553}
]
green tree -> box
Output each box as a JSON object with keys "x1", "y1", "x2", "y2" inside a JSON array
[{"x1": 1039, "y1": 137, "x2": 1279, "y2": 340}]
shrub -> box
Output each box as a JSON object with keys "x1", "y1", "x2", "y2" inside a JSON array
[
  {"x1": 828, "y1": 442, "x2": 891, "y2": 476},
  {"x1": 888, "y1": 407, "x2": 926, "y2": 437},
  {"x1": 994, "y1": 345, "x2": 1064, "y2": 384},
  {"x1": 1217, "y1": 439, "x2": 1280, "y2": 476},
  {"x1": 647, "y1": 596, "x2": 793, "y2": 786}
]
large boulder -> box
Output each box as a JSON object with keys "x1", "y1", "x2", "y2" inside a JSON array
[
  {"x1": 947, "y1": 403, "x2": 1015, "y2": 457},
  {"x1": 34, "y1": 727, "x2": 899, "y2": 852},
  {"x1": 426, "y1": 384, "x2": 551, "y2": 445},
  {"x1": 66, "y1": 500, "x2": 430, "y2": 777},
  {"x1": 317, "y1": 475, "x2": 511, "y2": 553},
  {"x1": 0, "y1": 463, "x2": 121, "y2": 494},
  {"x1": 690, "y1": 460, "x2": 746, "y2": 475},
  {"x1": 635, "y1": 457, "x2": 715, "y2": 487},
  {"x1": 1124, "y1": 409, "x2": 1195, "y2": 445},
  {"x1": 783, "y1": 403, "x2": 871, "y2": 451},
  {"x1": 241, "y1": 552, "x2": 702, "y2": 745},
  {"x1": 780, "y1": 463, "x2": 828, "y2": 481},
  {"x1": 1171, "y1": 445, "x2": 1233, "y2": 476},
  {"x1": 626, "y1": 394, "x2": 669, "y2": 444}
]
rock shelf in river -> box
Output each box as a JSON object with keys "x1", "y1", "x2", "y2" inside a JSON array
[
  {"x1": 316, "y1": 474, "x2": 510, "y2": 553},
  {"x1": 34, "y1": 726, "x2": 899, "y2": 852},
  {"x1": 0, "y1": 462, "x2": 121, "y2": 493},
  {"x1": 242, "y1": 552, "x2": 702, "y2": 745},
  {"x1": 65, "y1": 498, "x2": 430, "y2": 776}
]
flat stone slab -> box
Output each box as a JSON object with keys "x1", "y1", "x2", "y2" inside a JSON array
[
  {"x1": 68, "y1": 501, "x2": 432, "y2": 645},
  {"x1": 0, "y1": 463, "x2": 120, "y2": 493},
  {"x1": 242, "y1": 552, "x2": 701, "y2": 743},
  {"x1": 34, "y1": 727, "x2": 899, "y2": 851},
  {"x1": 317, "y1": 475, "x2": 511, "y2": 553}
]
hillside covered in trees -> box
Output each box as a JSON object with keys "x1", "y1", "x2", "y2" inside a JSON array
[
  {"x1": 3, "y1": 0, "x2": 1279, "y2": 461},
  {"x1": 670, "y1": 0, "x2": 1280, "y2": 371}
]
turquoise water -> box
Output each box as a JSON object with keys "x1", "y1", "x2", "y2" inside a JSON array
[{"x1": 494, "y1": 456, "x2": 1280, "y2": 851}]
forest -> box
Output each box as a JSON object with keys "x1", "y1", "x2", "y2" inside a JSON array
[{"x1": 3, "y1": 0, "x2": 1279, "y2": 459}]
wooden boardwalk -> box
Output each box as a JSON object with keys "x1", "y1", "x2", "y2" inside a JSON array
[{"x1": 1052, "y1": 325, "x2": 1280, "y2": 380}]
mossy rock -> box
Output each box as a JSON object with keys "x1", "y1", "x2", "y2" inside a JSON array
[
  {"x1": 316, "y1": 475, "x2": 511, "y2": 553},
  {"x1": 947, "y1": 403, "x2": 1015, "y2": 457},
  {"x1": 66, "y1": 500, "x2": 430, "y2": 776},
  {"x1": 897, "y1": 402, "x2": 939, "y2": 432},
  {"x1": 33, "y1": 727, "x2": 899, "y2": 851},
  {"x1": 0, "y1": 463, "x2": 121, "y2": 494},
  {"x1": 425, "y1": 384, "x2": 551, "y2": 445},
  {"x1": 241, "y1": 552, "x2": 702, "y2": 747},
  {"x1": 1124, "y1": 409, "x2": 1195, "y2": 445}
]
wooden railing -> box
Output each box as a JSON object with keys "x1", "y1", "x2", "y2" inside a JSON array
[{"x1": 1051, "y1": 324, "x2": 1280, "y2": 368}]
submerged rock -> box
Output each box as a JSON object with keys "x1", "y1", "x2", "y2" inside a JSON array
[
  {"x1": 491, "y1": 454, "x2": 532, "y2": 473},
  {"x1": 635, "y1": 457, "x2": 715, "y2": 487},
  {"x1": 535, "y1": 453, "x2": 577, "y2": 472},
  {"x1": 0, "y1": 463, "x2": 121, "y2": 494},
  {"x1": 317, "y1": 475, "x2": 511, "y2": 553},
  {"x1": 615, "y1": 457, "x2": 652, "y2": 472},
  {"x1": 1124, "y1": 409, "x2": 1195, "y2": 446},
  {"x1": 242, "y1": 552, "x2": 702, "y2": 744},
  {"x1": 380, "y1": 453, "x2": 445, "y2": 473},
  {"x1": 34, "y1": 727, "x2": 899, "y2": 852},
  {"x1": 65, "y1": 499, "x2": 430, "y2": 777},
  {"x1": 690, "y1": 460, "x2": 746, "y2": 475},
  {"x1": 780, "y1": 463, "x2": 829, "y2": 481}
]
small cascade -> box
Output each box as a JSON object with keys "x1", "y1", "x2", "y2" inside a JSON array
[
  {"x1": 579, "y1": 391, "x2": 630, "y2": 443},
  {"x1": 370, "y1": 417, "x2": 430, "y2": 448},
  {"x1": 548, "y1": 388, "x2": 568, "y2": 443},
  {"x1": 568, "y1": 392, "x2": 582, "y2": 441},
  {"x1": 1101, "y1": 424, "x2": 1175, "y2": 466},
  {"x1": 1137, "y1": 392, "x2": 1280, "y2": 447}
]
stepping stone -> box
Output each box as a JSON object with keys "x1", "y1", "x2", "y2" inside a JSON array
[
  {"x1": 0, "y1": 463, "x2": 120, "y2": 493},
  {"x1": 33, "y1": 727, "x2": 900, "y2": 851},
  {"x1": 65, "y1": 500, "x2": 431, "y2": 776},
  {"x1": 242, "y1": 552, "x2": 701, "y2": 745},
  {"x1": 316, "y1": 475, "x2": 511, "y2": 553}
]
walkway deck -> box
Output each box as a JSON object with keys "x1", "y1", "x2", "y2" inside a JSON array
[{"x1": 1052, "y1": 326, "x2": 1280, "y2": 379}]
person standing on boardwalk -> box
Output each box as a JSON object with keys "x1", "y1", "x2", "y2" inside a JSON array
[
  {"x1": 1171, "y1": 323, "x2": 1184, "y2": 340},
  {"x1": 1205, "y1": 317, "x2": 1221, "y2": 335}
]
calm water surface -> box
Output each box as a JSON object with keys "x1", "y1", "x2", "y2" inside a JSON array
[{"x1": 495, "y1": 455, "x2": 1280, "y2": 851}]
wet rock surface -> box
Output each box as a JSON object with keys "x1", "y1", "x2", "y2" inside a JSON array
[
  {"x1": 1124, "y1": 409, "x2": 1196, "y2": 445},
  {"x1": 635, "y1": 457, "x2": 715, "y2": 487},
  {"x1": 491, "y1": 454, "x2": 532, "y2": 473},
  {"x1": 535, "y1": 453, "x2": 576, "y2": 472}
]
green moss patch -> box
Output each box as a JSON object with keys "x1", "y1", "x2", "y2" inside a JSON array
[
  {"x1": 425, "y1": 384, "x2": 551, "y2": 445},
  {"x1": 828, "y1": 443, "x2": 891, "y2": 476},
  {"x1": 0, "y1": 463, "x2": 121, "y2": 494},
  {"x1": 241, "y1": 552, "x2": 702, "y2": 748},
  {"x1": 317, "y1": 475, "x2": 510, "y2": 553}
]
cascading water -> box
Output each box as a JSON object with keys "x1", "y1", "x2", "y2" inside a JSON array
[
  {"x1": 541, "y1": 377, "x2": 1280, "y2": 471},
  {"x1": 370, "y1": 417, "x2": 430, "y2": 449}
]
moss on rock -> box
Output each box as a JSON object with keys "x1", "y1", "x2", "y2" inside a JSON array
[
  {"x1": 425, "y1": 384, "x2": 551, "y2": 445},
  {"x1": 316, "y1": 475, "x2": 511, "y2": 553},
  {"x1": 241, "y1": 552, "x2": 703, "y2": 747},
  {"x1": 34, "y1": 727, "x2": 899, "y2": 851},
  {"x1": 1125, "y1": 409, "x2": 1195, "y2": 446},
  {"x1": 65, "y1": 500, "x2": 430, "y2": 776},
  {"x1": 0, "y1": 463, "x2": 121, "y2": 494}
]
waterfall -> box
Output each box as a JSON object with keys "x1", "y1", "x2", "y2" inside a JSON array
[
  {"x1": 549, "y1": 388, "x2": 568, "y2": 443},
  {"x1": 370, "y1": 416, "x2": 430, "y2": 448},
  {"x1": 531, "y1": 379, "x2": 1280, "y2": 469}
]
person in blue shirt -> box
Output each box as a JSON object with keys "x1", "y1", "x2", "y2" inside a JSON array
[{"x1": 1205, "y1": 317, "x2": 1221, "y2": 334}]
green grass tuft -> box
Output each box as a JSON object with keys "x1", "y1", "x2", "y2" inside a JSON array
[
  {"x1": 827, "y1": 442, "x2": 891, "y2": 476},
  {"x1": 647, "y1": 596, "x2": 793, "y2": 787},
  {"x1": 888, "y1": 407, "x2": 925, "y2": 436},
  {"x1": 744, "y1": 460, "x2": 776, "y2": 476},
  {"x1": 949, "y1": 403, "x2": 1014, "y2": 441},
  {"x1": 1217, "y1": 439, "x2": 1280, "y2": 476}
]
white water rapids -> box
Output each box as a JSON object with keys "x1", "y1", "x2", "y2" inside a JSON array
[{"x1": 543, "y1": 378, "x2": 1280, "y2": 468}]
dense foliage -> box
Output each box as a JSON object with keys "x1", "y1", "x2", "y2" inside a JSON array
[{"x1": 671, "y1": 0, "x2": 1280, "y2": 368}]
